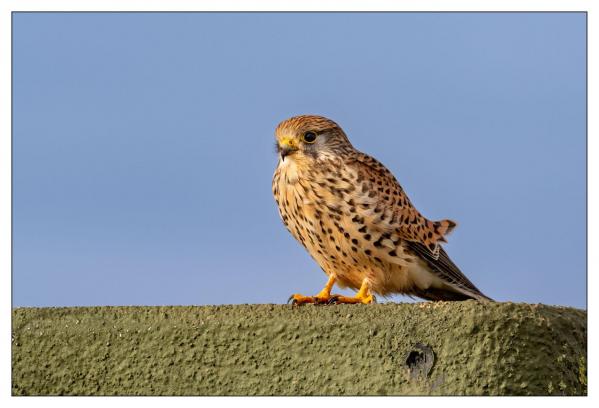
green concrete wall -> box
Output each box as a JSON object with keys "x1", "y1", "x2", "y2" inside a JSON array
[{"x1": 12, "y1": 301, "x2": 586, "y2": 396}]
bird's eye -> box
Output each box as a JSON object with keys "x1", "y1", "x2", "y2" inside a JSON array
[{"x1": 303, "y1": 131, "x2": 317, "y2": 144}]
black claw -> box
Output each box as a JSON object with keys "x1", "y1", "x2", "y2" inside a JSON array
[
  {"x1": 327, "y1": 296, "x2": 339, "y2": 305},
  {"x1": 313, "y1": 297, "x2": 330, "y2": 305},
  {"x1": 287, "y1": 295, "x2": 297, "y2": 306},
  {"x1": 372, "y1": 295, "x2": 378, "y2": 304}
]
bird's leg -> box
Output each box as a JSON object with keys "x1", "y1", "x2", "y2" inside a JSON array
[
  {"x1": 288, "y1": 275, "x2": 336, "y2": 305},
  {"x1": 329, "y1": 278, "x2": 376, "y2": 305}
]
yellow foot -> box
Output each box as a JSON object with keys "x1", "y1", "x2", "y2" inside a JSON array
[
  {"x1": 328, "y1": 293, "x2": 377, "y2": 305},
  {"x1": 287, "y1": 293, "x2": 334, "y2": 306}
]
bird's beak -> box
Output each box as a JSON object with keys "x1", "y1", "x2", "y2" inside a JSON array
[
  {"x1": 279, "y1": 137, "x2": 298, "y2": 161},
  {"x1": 280, "y1": 146, "x2": 296, "y2": 161}
]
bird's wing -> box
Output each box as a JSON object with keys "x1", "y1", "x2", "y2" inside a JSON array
[
  {"x1": 405, "y1": 242, "x2": 493, "y2": 301},
  {"x1": 346, "y1": 152, "x2": 456, "y2": 258}
]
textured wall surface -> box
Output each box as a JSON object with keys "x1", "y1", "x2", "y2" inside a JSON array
[{"x1": 12, "y1": 302, "x2": 587, "y2": 396}]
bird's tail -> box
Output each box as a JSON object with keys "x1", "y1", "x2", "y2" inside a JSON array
[
  {"x1": 412, "y1": 286, "x2": 494, "y2": 302},
  {"x1": 433, "y1": 219, "x2": 457, "y2": 243}
]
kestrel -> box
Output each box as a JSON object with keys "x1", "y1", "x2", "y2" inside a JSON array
[{"x1": 272, "y1": 115, "x2": 492, "y2": 305}]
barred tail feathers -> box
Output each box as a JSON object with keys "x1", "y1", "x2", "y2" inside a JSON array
[{"x1": 433, "y1": 219, "x2": 457, "y2": 243}]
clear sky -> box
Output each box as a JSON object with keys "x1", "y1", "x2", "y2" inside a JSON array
[{"x1": 12, "y1": 12, "x2": 586, "y2": 309}]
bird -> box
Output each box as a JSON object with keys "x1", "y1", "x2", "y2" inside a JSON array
[{"x1": 272, "y1": 114, "x2": 492, "y2": 305}]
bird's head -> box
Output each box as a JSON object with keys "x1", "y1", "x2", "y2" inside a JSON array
[{"x1": 274, "y1": 115, "x2": 353, "y2": 163}]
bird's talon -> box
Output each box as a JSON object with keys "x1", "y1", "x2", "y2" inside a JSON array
[
  {"x1": 287, "y1": 295, "x2": 297, "y2": 306},
  {"x1": 288, "y1": 294, "x2": 324, "y2": 306},
  {"x1": 288, "y1": 295, "x2": 304, "y2": 307}
]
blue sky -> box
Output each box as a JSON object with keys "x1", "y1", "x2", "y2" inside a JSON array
[{"x1": 12, "y1": 12, "x2": 586, "y2": 308}]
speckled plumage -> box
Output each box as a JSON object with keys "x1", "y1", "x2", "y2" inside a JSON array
[{"x1": 272, "y1": 115, "x2": 491, "y2": 302}]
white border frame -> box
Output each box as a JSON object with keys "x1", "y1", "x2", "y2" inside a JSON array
[{"x1": 1, "y1": 1, "x2": 594, "y2": 406}]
